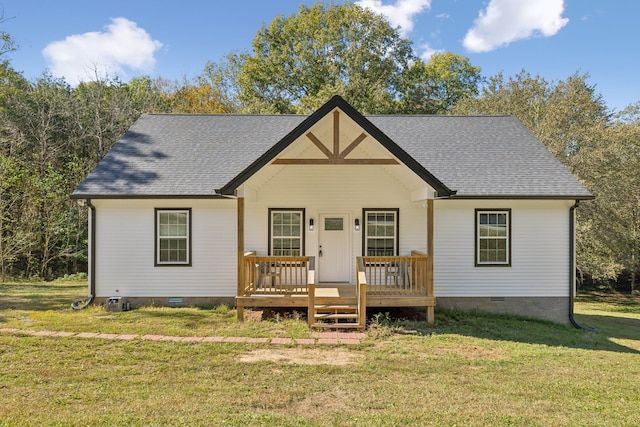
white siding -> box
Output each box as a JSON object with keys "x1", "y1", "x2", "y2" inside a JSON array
[
  {"x1": 434, "y1": 199, "x2": 572, "y2": 297},
  {"x1": 93, "y1": 199, "x2": 236, "y2": 297},
  {"x1": 92, "y1": 183, "x2": 573, "y2": 298},
  {"x1": 244, "y1": 165, "x2": 429, "y2": 283}
]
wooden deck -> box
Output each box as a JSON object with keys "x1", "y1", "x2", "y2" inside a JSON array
[
  {"x1": 237, "y1": 284, "x2": 434, "y2": 307},
  {"x1": 237, "y1": 253, "x2": 435, "y2": 329}
]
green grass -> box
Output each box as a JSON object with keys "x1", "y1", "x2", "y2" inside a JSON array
[
  {"x1": 0, "y1": 281, "x2": 310, "y2": 338},
  {"x1": 1, "y1": 281, "x2": 639, "y2": 426}
]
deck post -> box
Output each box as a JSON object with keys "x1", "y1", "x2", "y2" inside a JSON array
[
  {"x1": 237, "y1": 196, "x2": 245, "y2": 322},
  {"x1": 426, "y1": 199, "x2": 435, "y2": 324},
  {"x1": 308, "y1": 280, "x2": 315, "y2": 327}
]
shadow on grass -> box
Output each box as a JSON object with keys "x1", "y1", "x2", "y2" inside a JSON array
[
  {"x1": 0, "y1": 282, "x2": 87, "y2": 312},
  {"x1": 368, "y1": 307, "x2": 640, "y2": 355}
]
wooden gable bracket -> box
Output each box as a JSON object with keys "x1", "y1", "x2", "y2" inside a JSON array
[{"x1": 272, "y1": 110, "x2": 399, "y2": 165}]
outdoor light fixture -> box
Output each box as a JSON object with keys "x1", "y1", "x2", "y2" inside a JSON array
[
  {"x1": 354, "y1": 218, "x2": 360, "y2": 231},
  {"x1": 309, "y1": 218, "x2": 314, "y2": 231}
]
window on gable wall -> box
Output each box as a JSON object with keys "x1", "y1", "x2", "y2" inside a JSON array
[
  {"x1": 363, "y1": 209, "x2": 399, "y2": 256},
  {"x1": 155, "y1": 208, "x2": 191, "y2": 266},
  {"x1": 269, "y1": 209, "x2": 304, "y2": 256},
  {"x1": 475, "y1": 209, "x2": 511, "y2": 266}
]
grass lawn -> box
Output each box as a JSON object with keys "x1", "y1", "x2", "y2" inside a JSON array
[{"x1": 1, "y1": 281, "x2": 639, "y2": 426}]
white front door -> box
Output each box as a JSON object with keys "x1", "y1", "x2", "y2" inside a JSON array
[{"x1": 318, "y1": 214, "x2": 351, "y2": 282}]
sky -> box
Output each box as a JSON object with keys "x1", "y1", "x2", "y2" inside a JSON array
[{"x1": 1, "y1": 0, "x2": 638, "y2": 113}]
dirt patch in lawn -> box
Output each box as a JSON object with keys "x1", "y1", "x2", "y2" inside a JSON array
[{"x1": 239, "y1": 348, "x2": 363, "y2": 365}]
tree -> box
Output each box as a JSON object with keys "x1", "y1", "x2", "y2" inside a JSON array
[
  {"x1": 0, "y1": 155, "x2": 33, "y2": 281},
  {"x1": 0, "y1": 69, "x2": 159, "y2": 279},
  {"x1": 72, "y1": 75, "x2": 147, "y2": 162},
  {"x1": 575, "y1": 104, "x2": 640, "y2": 292},
  {"x1": 199, "y1": 57, "x2": 241, "y2": 112},
  {"x1": 234, "y1": 3, "x2": 414, "y2": 114},
  {"x1": 453, "y1": 71, "x2": 609, "y2": 162},
  {"x1": 162, "y1": 78, "x2": 235, "y2": 114},
  {"x1": 207, "y1": 4, "x2": 483, "y2": 115},
  {"x1": 126, "y1": 76, "x2": 169, "y2": 114},
  {"x1": 397, "y1": 52, "x2": 483, "y2": 114},
  {"x1": 0, "y1": 14, "x2": 16, "y2": 60}
]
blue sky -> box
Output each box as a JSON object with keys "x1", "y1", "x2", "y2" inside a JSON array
[{"x1": 2, "y1": 0, "x2": 638, "y2": 112}]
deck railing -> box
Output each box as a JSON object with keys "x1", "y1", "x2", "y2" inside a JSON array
[
  {"x1": 242, "y1": 255, "x2": 315, "y2": 296},
  {"x1": 241, "y1": 253, "x2": 430, "y2": 298},
  {"x1": 359, "y1": 253, "x2": 430, "y2": 296},
  {"x1": 356, "y1": 257, "x2": 367, "y2": 326}
]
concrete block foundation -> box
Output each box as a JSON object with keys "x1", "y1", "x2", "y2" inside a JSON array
[
  {"x1": 94, "y1": 296, "x2": 236, "y2": 309},
  {"x1": 435, "y1": 297, "x2": 570, "y2": 324}
]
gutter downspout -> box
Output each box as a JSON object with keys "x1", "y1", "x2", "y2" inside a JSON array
[
  {"x1": 71, "y1": 199, "x2": 95, "y2": 310},
  {"x1": 569, "y1": 200, "x2": 595, "y2": 330}
]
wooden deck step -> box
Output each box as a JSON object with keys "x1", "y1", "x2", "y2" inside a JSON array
[
  {"x1": 314, "y1": 312, "x2": 359, "y2": 320},
  {"x1": 311, "y1": 323, "x2": 363, "y2": 329},
  {"x1": 311, "y1": 297, "x2": 363, "y2": 330}
]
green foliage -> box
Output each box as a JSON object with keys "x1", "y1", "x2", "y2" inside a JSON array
[
  {"x1": 208, "y1": 6, "x2": 483, "y2": 115},
  {"x1": 371, "y1": 311, "x2": 393, "y2": 325},
  {"x1": 0, "y1": 66, "x2": 171, "y2": 280},
  {"x1": 54, "y1": 272, "x2": 88, "y2": 282},
  {"x1": 162, "y1": 80, "x2": 232, "y2": 113},
  {"x1": 213, "y1": 303, "x2": 230, "y2": 314},
  {"x1": 234, "y1": 3, "x2": 415, "y2": 114},
  {"x1": 575, "y1": 104, "x2": 640, "y2": 292},
  {"x1": 397, "y1": 52, "x2": 483, "y2": 114},
  {"x1": 453, "y1": 71, "x2": 609, "y2": 161}
]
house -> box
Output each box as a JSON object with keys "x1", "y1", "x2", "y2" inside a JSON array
[{"x1": 71, "y1": 95, "x2": 593, "y2": 327}]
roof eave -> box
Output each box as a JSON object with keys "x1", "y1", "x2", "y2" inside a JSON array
[
  {"x1": 442, "y1": 194, "x2": 595, "y2": 200},
  {"x1": 70, "y1": 193, "x2": 224, "y2": 200}
]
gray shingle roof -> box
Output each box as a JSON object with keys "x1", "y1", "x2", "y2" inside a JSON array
[
  {"x1": 72, "y1": 108, "x2": 592, "y2": 199},
  {"x1": 72, "y1": 114, "x2": 306, "y2": 197},
  {"x1": 369, "y1": 115, "x2": 592, "y2": 198}
]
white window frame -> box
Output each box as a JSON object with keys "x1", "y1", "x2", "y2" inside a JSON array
[
  {"x1": 363, "y1": 209, "x2": 399, "y2": 256},
  {"x1": 155, "y1": 208, "x2": 191, "y2": 266},
  {"x1": 475, "y1": 209, "x2": 511, "y2": 267},
  {"x1": 268, "y1": 209, "x2": 305, "y2": 256}
]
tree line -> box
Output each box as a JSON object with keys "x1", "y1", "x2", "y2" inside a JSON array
[{"x1": 0, "y1": 3, "x2": 637, "y2": 293}]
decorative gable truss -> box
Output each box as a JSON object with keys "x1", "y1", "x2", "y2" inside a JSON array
[{"x1": 272, "y1": 110, "x2": 399, "y2": 165}]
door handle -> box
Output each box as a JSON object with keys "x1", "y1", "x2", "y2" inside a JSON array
[{"x1": 319, "y1": 245, "x2": 323, "y2": 257}]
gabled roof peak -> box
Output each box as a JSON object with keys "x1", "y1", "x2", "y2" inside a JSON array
[{"x1": 218, "y1": 95, "x2": 455, "y2": 196}]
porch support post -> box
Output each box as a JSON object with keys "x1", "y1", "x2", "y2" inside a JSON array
[
  {"x1": 237, "y1": 197, "x2": 245, "y2": 322},
  {"x1": 426, "y1": 199, "x2": 435, "y2": 324}
]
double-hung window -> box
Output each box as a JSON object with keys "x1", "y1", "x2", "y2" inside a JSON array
[
  {"x1": 155, "y1": 208, "x2": 191, "y2": 266},
  {"x1": 269, "y1": 209, "x2": 304, "y2": 256},
  {"x1": 476, "y1": 209, "x2": 511, "y2": 266},
  {"x1": 363, "y1": 209, "x2": 399, "y2": 256}
]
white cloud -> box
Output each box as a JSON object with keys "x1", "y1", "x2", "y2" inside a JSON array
[
  {"x1": 463, "y1": 0, "x2": 569, "y2": 53},
  {"x1": 418, "y1": 43, "x2": 443, "y2": 61},
  {"x1": 357, "y1": 0, "x2": 431, "y2": 36},
  {"x1": 42, "y1": 17, "x2": 163, "y2": 84}
]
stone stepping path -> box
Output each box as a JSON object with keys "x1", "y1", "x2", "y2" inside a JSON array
[{"x1": 0, "y1": 328, "x2": 364, "y2": 345}]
